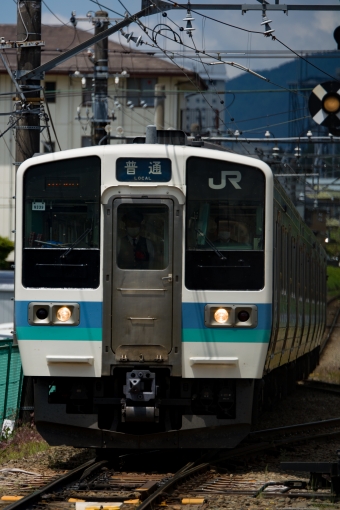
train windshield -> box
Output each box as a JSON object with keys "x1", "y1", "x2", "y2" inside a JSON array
[
  {"x1": 22, "y1": 156, "x2": 101, "y2": 288},
  {"x1": 186, "y1": 157, "x2": 265, "y2": 290}
]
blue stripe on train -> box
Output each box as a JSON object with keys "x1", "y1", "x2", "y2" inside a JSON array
[
  {"x1": 15, "y1": 301, "x2": 102, "y2": 328},
  {"x1": 182, "y1": 303, "x2": 272, "y2": 330}
]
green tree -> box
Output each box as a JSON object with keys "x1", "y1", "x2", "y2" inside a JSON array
[{"x1": 0, "y1": 236, "x2": 14, "y2": 269}]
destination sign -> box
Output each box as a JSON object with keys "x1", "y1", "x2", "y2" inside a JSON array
[{"x1": 116, "y1": 158, "x2": 171, "y2": 182}]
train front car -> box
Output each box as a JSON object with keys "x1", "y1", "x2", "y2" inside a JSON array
[{"x1": 15, "y1": 141, "x2": 273, "y2": 449}]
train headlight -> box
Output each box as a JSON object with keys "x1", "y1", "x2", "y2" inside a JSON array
[
  {"x1": 205, "y1": 304, "x2": 258, "y2": 328},
  {"x1": 28, "y1": 303, "x2": 80, "y2": 325},
  {"x1": 52, "y1": 304, "x2": 80, "y2": 325},
  {"x1": 205, "y1": 305, "x2": 233, "y2": 327},
  {"x1": 56, "y1": 306, "x2": 72, "y2": 322},
  {"x1": 214, "y1": 308, "x2": 229, "y2": 324}
]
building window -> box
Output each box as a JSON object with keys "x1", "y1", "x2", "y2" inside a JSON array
[
  {"x1": 82, "y1": 78, "x2": 93, "y2": 107},
  {"x1": 45, "y1": 82, "x2": 56, "y2": 103},
  {"x1": 126, "y1": 78, "x2": 157, "y2": 107},
  {"x1": 42, "y1": 141, "x2": 55, "y2": 153},
  {"x1": 82, "y1": 136, "x2": 92, "y2": 147}
]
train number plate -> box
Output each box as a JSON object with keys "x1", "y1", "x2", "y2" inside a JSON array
[{"x1": 32, "y1": 201, "x2": 45, "y2": 211}]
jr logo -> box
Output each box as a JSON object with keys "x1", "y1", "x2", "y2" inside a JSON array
[{"x1": 208, "y1": 171, "x2": 242, "y2": 190}]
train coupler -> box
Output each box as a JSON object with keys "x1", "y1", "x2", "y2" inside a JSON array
[
  {"x1": 121, "y1": 369, "x2": 159, "y2": 423},
  {"x1": 121, "y1": 401, "x2": 160, "y2": 423}
]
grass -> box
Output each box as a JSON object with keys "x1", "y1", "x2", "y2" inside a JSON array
[
  {"x1": 0, "y1": 423, "x2": 49, "y2": 464},
  {"x1": 327, "y1": 266, "x2": 340, "y2": 297}
]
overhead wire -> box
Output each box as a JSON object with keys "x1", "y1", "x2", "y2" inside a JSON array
[
  {"x1": 39, "y1": 0, "x2": 340, "y2": 92},
  {"x1": 132, "y1": 14, "x2": 309, "y2": 139},
  {"x1": 165, "y1": 0, "x2": 339, "y2": 83},
  {"x1": 241, "y1": 115, "x2": 312, "y2": 134},
  {"x1": 273, "y1": 37, "x2": 340, "y2": 83},
  {"x1": 117, "y1": 0, "x2": 248, "y2": 145},
  {"x1": 5, "y1": 2, "x2": 330, "y2": 146},
  {"x1": 89, "y1": 0, "x2": 124, "y2": 18},
  {"x1": 16, "y1": 0, "x2": 29, "y2": 43},
  {"x1": 132, "y1": 16, "x2": 307, "y2": 100},
  {"x1": 41, "y1": 0, "x2": 71, "y2": 27},
  {"x1": 0, "y1": 118, "x2": 19, "y2": 140}
]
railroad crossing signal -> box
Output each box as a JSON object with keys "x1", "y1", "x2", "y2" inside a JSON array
[{"x1": 308, "y1": 81, "x2": 340, "y2": 136}]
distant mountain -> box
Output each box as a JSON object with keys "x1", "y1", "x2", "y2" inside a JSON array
[{"x1": 224, "y1": 52, "x2": 339, "y2": 138}]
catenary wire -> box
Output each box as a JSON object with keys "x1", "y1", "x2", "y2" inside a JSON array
[
  {"x1": 42, "y1": 0, "x2": 71, "y2": 27},
  {"x1": 68, "y1": 0, "x2": 340, "y2": 85},
  {"x1": 118, "y1": 0, "x2": 253, "y2": 151},
  {"x1": 166, "y1": 0, "x2": 339, "y2": 83}
]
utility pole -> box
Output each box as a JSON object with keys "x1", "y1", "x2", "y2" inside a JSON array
[
  {"x1": 154, "y1": 84, "x2": 165, "y2": 130},
  {"x1": 15, "y1": 0, "x2": 42, "y2": 164},
  {"x1": 93, "y1": 10, "x2": 109, "y2": 146},
  {"x1": 15, "y1": 0, "x2": 42, "y2": 424}
]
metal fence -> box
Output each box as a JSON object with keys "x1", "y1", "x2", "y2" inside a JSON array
[
  {"x1": 0, "y1": 271, "x2": 14, "y2": 324},
  {"x1": 0, "y1": 337, "x2": 23, "y2": 426}
]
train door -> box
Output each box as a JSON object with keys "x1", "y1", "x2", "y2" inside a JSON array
[{"x1": 110, "y1": 198, "x2": 174, "y2": 361}]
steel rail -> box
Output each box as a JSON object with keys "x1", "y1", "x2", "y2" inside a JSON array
[
  {"x1": 5, "y1": 457, "x2": 97, "y2": 510},
  {"x1": 298, "y1": 380, "x2": 340, "y2": 395},
  {"x1": 210, "y1": 417, "x2": 340, "y2": 465},
  {"x1": 251, "y1": 416, "x2": 340, "y2": 438},
  {"x1": 136, "y1": 462, "x2": 209, "y2": 510},
  {"x1": 211, "y1": 429, "x2": 340, "y2": 468}
]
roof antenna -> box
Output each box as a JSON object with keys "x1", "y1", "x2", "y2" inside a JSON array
[{"x1": 146, "y1": 125, "x2": 157, "y2": 144}]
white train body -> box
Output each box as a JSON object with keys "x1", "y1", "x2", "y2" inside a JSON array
[{"x1": 14, "y1": 137, "x2": 326, "y2": 448}]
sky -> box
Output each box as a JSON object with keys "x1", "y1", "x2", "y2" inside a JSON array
[{"x1": 1, "y1": 0, "x2": 340, "y2": 80}]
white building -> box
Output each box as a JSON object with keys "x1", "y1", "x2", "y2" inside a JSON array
[{"x1": 0, "y1": 24, "x2": 206, "y2": 243}]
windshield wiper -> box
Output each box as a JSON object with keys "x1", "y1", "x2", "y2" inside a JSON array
[
  {"x1": 195, "y1": 229, "x2": 226, "y2": 260},
  {"x1": 60, "y1": 228, "x2": 92, "y2": 259}
]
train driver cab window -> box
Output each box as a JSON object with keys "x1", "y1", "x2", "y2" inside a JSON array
[
  {"x1": 116, "y1": 204, "x2": 169, "y2": 270},
  {"x1": 186, "y1": 157, "x2": 265, "y2": 291},
  {"x1": 23, "y1": 156, "x2": 101, "y2": 288}
]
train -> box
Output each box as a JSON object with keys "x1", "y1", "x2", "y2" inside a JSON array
[{"x1": 14, "y1": 127, "x2": 327, "y2": 449}]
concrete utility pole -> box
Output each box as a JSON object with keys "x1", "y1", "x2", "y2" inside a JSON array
[
  {"x1": 154, "y1": 84, "x2": 165, "y2": 130},
  {"x1": 93, "y1": 10, "x2": 109, "y2": 146},
  {"x1": 15, "y1": 0, "x2": 42, "y2": 424},
  {"x1": 15, "y1": 0, "x2": 42, "y2": 164}
]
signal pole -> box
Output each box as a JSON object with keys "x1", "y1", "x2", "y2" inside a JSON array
[
  {"x1": 15, "y1": 0, "x2": 42, "y2": 164},
  {"x1": 93, "y1": 10, "x2": 109, "y2": 146}
]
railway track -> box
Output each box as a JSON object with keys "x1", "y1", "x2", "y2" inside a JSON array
[
  {"x1": 3, "y1": 301, "x2": 340, "y2": 509},
  {"x1": 4, "y1": 416, "x2": 340, "y2": 509},
  {"x1": 298, "y1": 379, "x2": 340, "y2": 394}
]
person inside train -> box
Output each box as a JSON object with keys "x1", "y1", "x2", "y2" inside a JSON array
[
  {"x1": 117, "y1": 210, "x2": 155, "y2": 269},
  {"x1": 207, "y1": 216, "x2": 251, "y2": 248}
]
